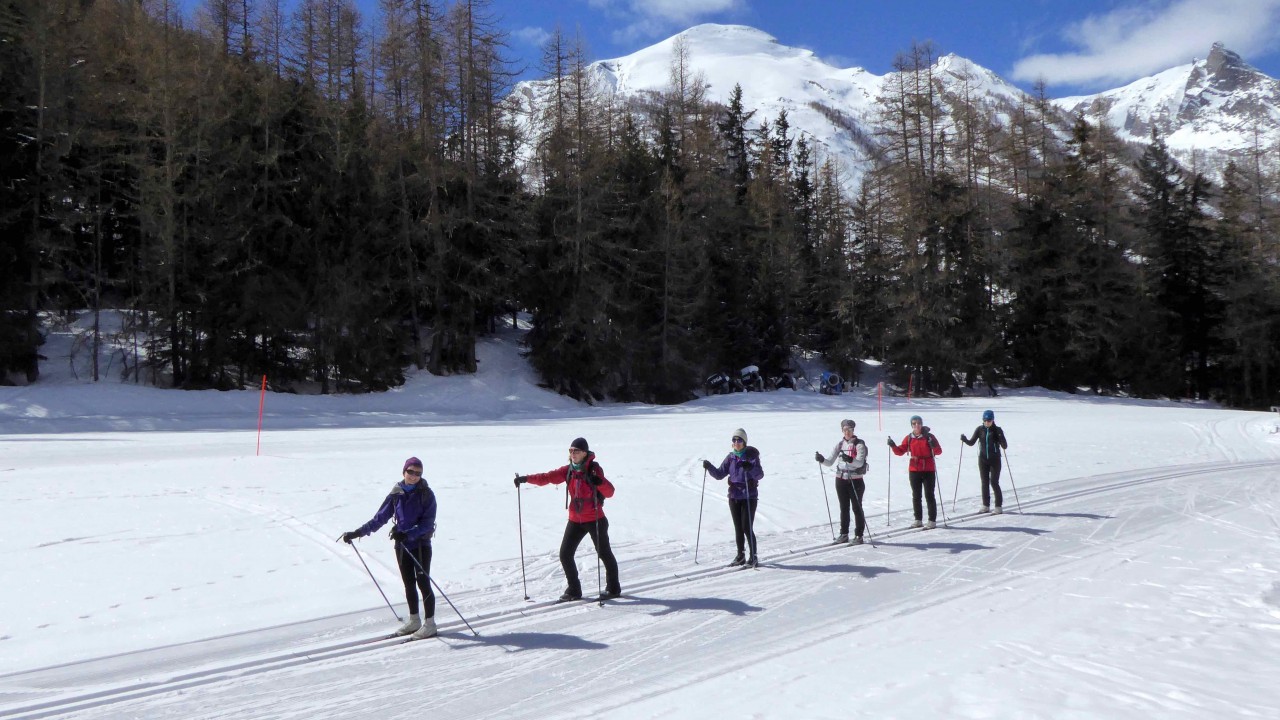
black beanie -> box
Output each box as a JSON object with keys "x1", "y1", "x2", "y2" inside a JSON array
[{"x1": 570, "y1": 437, "x2": 590, "y2": 452}]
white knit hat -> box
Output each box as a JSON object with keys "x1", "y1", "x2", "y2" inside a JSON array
[{"x1": 732, "y1": 428, "x2": 748, "y2": 444}]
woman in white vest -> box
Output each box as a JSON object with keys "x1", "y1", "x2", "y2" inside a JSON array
[{"x1": 815, "y1": 419, "x2": 869, "y2": 544}]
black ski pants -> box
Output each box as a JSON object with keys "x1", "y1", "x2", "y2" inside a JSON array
[
  {"x1": 835, "y1": 477, "x2": 867, "y2": 537},
  {"x1": 559, "y1": 517, "x2": 621, "y2": 596},
  {"x1": 396, "y1": 543, "x2": 435, "y2": 618},
  {"x1": 909, "y1": 470, "x2": 938, "y2": 522},
  {"x1": 979, "y1": 458, "x2": 1004, "y2": 508},
  {"x1": 729, "y1": 497, "x2": 759, "y2": 558}
]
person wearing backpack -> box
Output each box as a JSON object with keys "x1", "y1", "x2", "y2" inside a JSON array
[
  {"x1": 340, "y1": 456, "x2": 439, "y2": 639},
  {"x1": 513, "y1": 437, "x2": 621, "y2": 602},
  {"x1": 702, "y1": 428, "x2": 764, "y2": 568},
  {"x1": 815, "y1": 418, "x2": 869, "y2": 544},
  {"x1": 961, "y1": 409, "x2": 1009, "y2": 514},
  {"x1": 888, "y1": 415, "x2": 943, "y2": 528}
]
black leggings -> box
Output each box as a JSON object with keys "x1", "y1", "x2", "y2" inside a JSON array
[
  {"x1": 396, "y1": 543, "x2": 435, "y2": 618},
  {"x1": 559, "y1": 517, "x2": 621, "y2": 595},
  {"x1": 979, "y1": 459, "x2": 1004, "y2": 508},
  {"x1": 909, "y1": 471, "x2": 938, "y2": 522},
  {"x1": 835, "y1": 477, "x2": 866, "y2": 536},
  {"x1": 729, "y1": 498, "x2": 759, "y2": 557}
]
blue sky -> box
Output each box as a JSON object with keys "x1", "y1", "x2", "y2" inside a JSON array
[{"x1": 185, "y1": 0, "x2": 1280, "y2": 95}]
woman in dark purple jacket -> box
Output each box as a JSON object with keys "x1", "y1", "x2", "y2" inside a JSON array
[
  {"x1": 342, "y1": 456, "x2": 438, "y2": 639},
  {"x1": 702, "y1": 428, "x2": 764, "y2": 567}
]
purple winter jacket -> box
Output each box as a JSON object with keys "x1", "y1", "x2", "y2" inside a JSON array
[
  {"x1": 707, "y1": 446, "x2": 763, "y2": 500},
  {"x1": 354, "y1": 480, "x2": 437, "y2": 548}
]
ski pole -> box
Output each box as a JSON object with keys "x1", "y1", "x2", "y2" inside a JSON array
[
  {"x1": 926, "y1": 435, "x2": 948, "y2": 527},
  {"x1": 516, "y1": 480, "x2": 529, "y2": 600},
  {"x1": 934, "y1": 470, "x2": 949, "y2": 526},
  {"x1": 951, "y1": 443, "x2": 965, "y2": 512},
  {"x1": 431, "y1": 576, "x2": 478, "y2": 636},
  {"x1": 594, "y1": 489, "x2": 603, "y2": 600},
  {"x1": 817, "y1": 462, "x2": 836, "y2": 540},
  {"x1": 340, "y1": 537, "x2": 402, "y2": 622},
  {"x1": 398, "y1": 542, "x2": 479, "y2": 637},
  {"x1": 694, "y1": 468, "x2": 708, "y2": 564},
  {"x1": 852, "y1": 480, "x2": 876, "y2": 547},
  {"x1": 1005, "y1": 451, "x2": 1023, "y2": 512},
  {"x1": 885, "y1": 448, "x2": 892, "y2": 526}
]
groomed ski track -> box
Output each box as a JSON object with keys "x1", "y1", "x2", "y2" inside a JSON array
[{"x1": 3, "y1": 459, "x2": 1278, "y2": 720}]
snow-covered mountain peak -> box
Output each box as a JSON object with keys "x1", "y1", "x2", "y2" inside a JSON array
[
  {"x1": 513, "y1": 28, "x2": 1279, "y2": 189},
  {"x1": 1055, "y1": 43, "x2": 1280, "y2": 158}
]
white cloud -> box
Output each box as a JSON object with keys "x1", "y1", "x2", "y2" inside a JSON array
[
  {"x1": 513, "y1": 26, "x2": 552, "y2": 48},
  {"x1": 597, "y1": 0, "x2": 746, "y2": 45},
  {"x1": 630, "y1": 0, "x2": 743, "y2": 25},
  {"x1": 1011, "y1": 0, "x2": 1280, "y2": 88}
]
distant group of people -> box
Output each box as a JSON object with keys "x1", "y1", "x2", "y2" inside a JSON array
[{"x1": 339, "y1": 410, "x2": 1009, "y2": 637}]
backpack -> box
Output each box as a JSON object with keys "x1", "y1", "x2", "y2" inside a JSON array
[{"x1": 840, "y1": 437, "x2": 869, "y2": 475}]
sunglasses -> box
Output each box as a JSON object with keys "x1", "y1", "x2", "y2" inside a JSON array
[
  {"x1": 404, "y1": 468, "x2": 423, "y2": 476},
  {"x1": 731, "y1": 437, "x2": 745, "y2": 444}
]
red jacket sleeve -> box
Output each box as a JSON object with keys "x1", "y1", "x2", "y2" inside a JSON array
[{"x1": 526, "y1": 466, "x2": 569, "y2": 486}]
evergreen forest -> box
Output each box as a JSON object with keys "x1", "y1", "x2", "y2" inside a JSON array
[{"x1": 2, "y1": 0, "x2": 1278, "y2": 408}]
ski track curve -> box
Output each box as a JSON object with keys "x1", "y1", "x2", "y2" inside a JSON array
[{"x1": 2, "y1": 459, "x2": 1278, "y2": 720}]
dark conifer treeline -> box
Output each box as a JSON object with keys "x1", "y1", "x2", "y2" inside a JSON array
[{"x1": 1, "y1": 4, "x2": 1277, "y2": 407}]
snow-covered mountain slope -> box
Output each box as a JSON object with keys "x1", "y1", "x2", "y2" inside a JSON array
[
  {"x1": 1056, "y1": 42, "x2": 1280, "y2": 160},
  {"x1": 513, "y1": 24, "x2": 1035, "y2": 189},
  {"x1": 514, "y1": 25, "x2": 1279, "y2": 186}
]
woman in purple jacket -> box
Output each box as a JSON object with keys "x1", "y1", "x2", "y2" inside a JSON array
[
  {"x1": 702, "y1": 428, "x2": 764, "y2": 568},
  {"x1": 341, "y1": 456, "x2": 438, "y2": 639}
]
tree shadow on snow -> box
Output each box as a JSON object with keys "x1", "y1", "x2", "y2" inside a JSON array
[
  {"x1": 764, "y1": 563, "x2": 898, "y2": 579},
  {"x1": 442, "y1": 631, "x2": 608, "y2": 653},
  {"x1": 608, "y1": 595, "x2": 763, "y2": 618},
  {"x1": 874, "y1": 541, "x2": 992, "y2": 554}
]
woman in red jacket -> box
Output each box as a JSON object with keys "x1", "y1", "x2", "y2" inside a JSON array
[
  {"x1": 888, "y1": 415, "x2": 943, "y2": 529},
  {"x1": 514, "y1": 437, "x2": 621, "y2": 602}
]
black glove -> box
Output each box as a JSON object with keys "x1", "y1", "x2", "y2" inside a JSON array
[
  {"x1": 702, "y1": 460, "x2": 714, "y2": 472},
  {"x1": 960, "y1": 434, "x2": 968, "y2": 443},
  {"x1": 586, "y1": 473, "x2": 603, "y2": 486},
  {"x1": 814, "y1": 452, "x2": 825, "y2": 463},
  {"x1": 514, "y1": 475, "x2": 527, "y2": 487},
  {"x1": 340, "y1": 531, "x2": 359, "y2": 544},
  {"x1": 739, "y1": 459, "x2": 753, "y2": 470},
  {"x1": 389, "y1": 527, "x2": 406, "y2": 542},
  {"x1": 886, "y1": 437, "x2": 895, "y2": 448},
  {"x1": 840, "y1": 453, "x2": 853, "y2": 463}
]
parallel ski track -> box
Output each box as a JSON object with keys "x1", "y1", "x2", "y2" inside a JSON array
[{"x1": 3, "y1": 459, "x2": 1277, "y2": 720}]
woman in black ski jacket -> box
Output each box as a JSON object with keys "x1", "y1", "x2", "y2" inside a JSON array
[{"x1": 960, "y1": 410, "x2": 1008, "y2": 513}]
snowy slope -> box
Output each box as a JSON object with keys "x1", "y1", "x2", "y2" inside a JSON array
[
  {"x1": 512, "y1": 24, "x2": 1033, "y2": 190},
  {"x1": 513, "y1": 26, "x2": 1280, "y2": 189},
  {"x1": 1055, "y1": 42, "x2": 1280, "y2": 160},
  {"x1": 2, "y1": 320, "x2": 1280, "y2": 719}
]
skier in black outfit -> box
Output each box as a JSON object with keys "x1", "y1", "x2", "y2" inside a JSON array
[{"x1": 960, "y1": 409, "x2": 1008, "y2": 514}]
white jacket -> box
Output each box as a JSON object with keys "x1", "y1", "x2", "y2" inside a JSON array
[{"x1": 821, "y1": 436, "x2": 867, "y2": 478}]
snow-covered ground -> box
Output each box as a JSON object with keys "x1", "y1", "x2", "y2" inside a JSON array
[{"x1": 2, "y1": 320, "x2": 1279, "y2": 719}]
